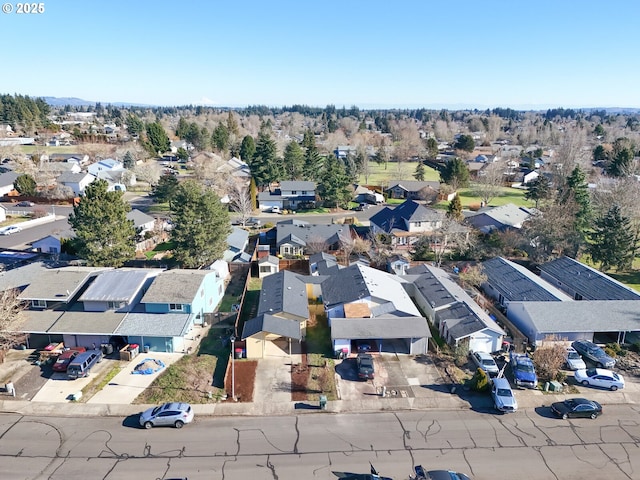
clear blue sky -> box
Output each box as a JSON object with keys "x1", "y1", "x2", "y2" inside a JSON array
[{"x1": 2, "y1": 0, "x2": 639, "y2": 109}]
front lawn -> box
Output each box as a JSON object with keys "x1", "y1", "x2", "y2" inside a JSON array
[{"x1": 357, "y1": 160, "x2": 440, "y2": 185}]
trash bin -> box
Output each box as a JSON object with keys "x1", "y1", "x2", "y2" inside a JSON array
[
  {"x1": 319, "y1": 395, "x2": 327, "y2": 410},
  {"x1": 143, "y1": 345, "x2": 150, "y2": 353},
  {"x1": 235, "y1": 348, "x2": 243, "y2": 359}
]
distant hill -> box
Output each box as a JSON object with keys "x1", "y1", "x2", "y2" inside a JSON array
[
  {"x1": 43, "y1": 97, "x2": 153, "y2": 108},
  {"x1": 43, "y1": 97, "x2": 95, "y2": 107}
]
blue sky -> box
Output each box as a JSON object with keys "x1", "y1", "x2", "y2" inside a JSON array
[{"x1": 2, "y1": 0, "x2": 639, "y2": 108}]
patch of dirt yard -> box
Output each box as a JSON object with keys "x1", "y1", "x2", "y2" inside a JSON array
[{"x1": 224, "y1": 360, "x2": 256, "y2": 402}]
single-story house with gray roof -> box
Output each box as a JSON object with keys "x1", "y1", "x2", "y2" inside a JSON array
[
  {"x1": 506, "y1": 300, "x2": 640, "y2": 346},
  {"x1": 465, "y1": 203, "x2": 534, "y2": 233}
]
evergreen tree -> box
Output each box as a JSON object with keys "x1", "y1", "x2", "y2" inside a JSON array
[
  {"x1": 13, "y1": 174, "x2": 37, "y2": 196},
  {"x1": 152, "y1": 173, "x2": 180, "y2": 203},
  {"x1": 126, "y1": 114, "x2": 144, "y2": 136},
  {"x1": 301, "y1": 129, "x2": 324, "y2": 181},
  {"x1": 454, "y1": 134, "x2": 475, "y2": 152},
  {"x1": 170, "y1": 180, "x2": 231, "y2": 269},
  {"x1": 414, "y1": 162, "x2": 425, "y2": 181},
  {"x1": 249, "y1": 177, "x2": 258, "y2": 210},
  {"x1": 589, "y1": 204, "x2": 635, "y2": 272},
  {"x1": 175, "y1": 117, "x2": 189, "y2": 138},
  {"x1": 440, "y1": 157, "x2": 470, "y2": 189},
  {"x1": 524, "y1": 175, "x2": 552, "y2": 208},
  {"x1": 447, "y1": 193, "x2": 463, "y2": 221},
  {"x1": 283, "y1": 140, "x2": 305, "y2": 180},
  {"x1": 145, "y1": 121, "x2": 170, "y2": 155},
  {"x1": 68, "y1": 179, "x2": 135, "y2": 267},
  {"x1": 563, "y1": 165, "x2": 592, "y2": 232},
  {"x1": 426, "y1": 137, "x2": 439, "y2": 160},
  {"x1": 226, "y1": 111, "x2": 239, "y2": 136},
  {"x1": 211, "y1": 123, "x2": 230, "y2": 151},
  {"x1": 122, "y1": 151, "x2": 135, "y2": 169},
  {"x1": 240, "y1": 135, "x2": 255, "y2": 161},
  {"x1": 176, "y1": 147, "x2": 189, "y2": 161},
  {"x1": 250, "y1": 130, "x2": 281, "y2": 188},
  {"x1": 318, "y1": 156, "x2": 351, "y2": 208},
  {"x1": 607, "y1": 138, "x2": 635, "y2": 177}
]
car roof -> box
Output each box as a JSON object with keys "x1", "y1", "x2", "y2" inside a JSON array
[
  {"x1": 475, "y1": 351, "x2": 493, "y2": 359},
  {"x1": 492, "y1": 377, "x2": 511, "y2": 387},
  {"x1": 162, "y1": 402, "x2": 190, "y2": 410}
]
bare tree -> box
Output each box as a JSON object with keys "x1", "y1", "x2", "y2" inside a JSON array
[
  {"x1": 531, "y1": 338, "x2": 567, "y2": 382},
  {"x1": 473, "y1": 162, "x2": 505, "y2": 206},
  {"x1": 229, "y1": 183, "x2": 255, "y2": 225},
  {"x1": 424, "y1": 218, "x2": 474, "y2": 267},
  {"x1": 0, "y1": 289, "x2": 26, "y2": 362},
  {"x1": 458, "y1": 264, "x2": 487, "y2": 289},
  {"x1": 305, "y1": 235, "x2": 329, "y2": 255},
  {"x1": 133, "y1": 161, "x2": 162, "y2": 187}
]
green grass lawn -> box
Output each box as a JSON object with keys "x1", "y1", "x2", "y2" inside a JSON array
[
  {"x1": 144, "y1": 240, "x2": 175, "y2": 260},
  {"x1": 358, "y1": 161, "x2": 440, "y2": 185}
]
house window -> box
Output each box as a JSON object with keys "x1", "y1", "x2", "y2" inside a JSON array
[
  {"x1": 283, "y1": 246, "x2": 291, "y2": 254},
  {"x1": 415, "y1": 222, "x2": 421, "y2": 227},
  {"x1": 108, "y1": 301, "x2": 125, "y2": 310},
  {"x1": 218, "y1": 285, "x2": 223, "y2": 294},
  {"x1": 260, "y1": 265, "x2": 272, "y2": 273},
  {"x1": 31, "y1": 300, "x2": 46, "y2": 308},
  {"x1": 291, "y1": 190, "x2": 297, "y2": 195},
  {"x1": 169, "y1": 303, "x2": 184, "y2": 311}
]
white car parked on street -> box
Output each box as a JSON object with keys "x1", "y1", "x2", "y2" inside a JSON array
[{"x1": 574, "y1": 368, "x2": 625, "y2": 391}]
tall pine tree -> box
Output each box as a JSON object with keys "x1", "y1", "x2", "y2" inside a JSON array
[
  {"x1": 589, "y1": 204, "x2": 635, "y2": 272},
  {"x1": 68, "y1": 180, "x2": 135, "y2": 267}
]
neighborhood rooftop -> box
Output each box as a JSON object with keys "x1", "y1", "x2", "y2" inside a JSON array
[
  {"x1": 539, "y1": 256, "x2": 640, "y2": 301},
  {"x1": 141, "y1": 269, "x2": 211, "y2": 304},
  {"x1": 79, "y1": 269, "x2": 159, "y2": 303}
]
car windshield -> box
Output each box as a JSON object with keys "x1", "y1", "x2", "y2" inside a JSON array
[
  {"x1": 592, "y1": 349, "x2": 607, "y2": 358},
  {"x1": 516, "y1": 364, "x2": 534, "y2": 373},
  {"x1": 151, "y1": 406, "x2": 162, "y2": 416},
  {"x1": 497, "y1": 388, "x2": 512, "y2": 397},
  {"x1": 568, "y1": 351, "x2": 580, "y2": 359},
  {"x1": 612, "y1": 372, "x2": 620, "y2": 380},
  {"x1": 585, "y1": 368, "x2": 598, "y2": 376},
  {"x1": 482, "y1": 359, "x2": 495, "y2": 366}
]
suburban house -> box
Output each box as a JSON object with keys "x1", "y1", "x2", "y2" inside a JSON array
[
  {"x1": 257, "y1": 255, "x2": 280, "y2": 278},
  {"x1": 224, "y1": 227, "x2": 251, "y2": 263},
  {"x1": 352, "y1": 184, "x2": 384, "y2": 205},
  {"x1": 505, "y1": 300, "x2": 640, "y2": 347},
  {"x1": 516, "y1": 168, "x2": 539, "y2": 185},
  {"x1": 323, "y1": 263, "x2": 430, "y2": 355},
  {"x1": 481, "y1": 257, "x2": 572, "y2": 309},
  {"x1": 30, "y1": 234, "x2": 66, "y2": 254},
  {"x1": 56, "y1": 172, "x2": 96, "y2": 196},
  {"x1": 242, "y1": 270, "x2": 309, "y2": 358},
  {"x1": 465, "y1": 203, "x2": 534, "y2": 233},
  {"x1": 218, "y1": 157, "x2": 251, "y2": 181},
  {"x1": 275, "y1": 221, "x2": 350, "y2": 257},
  {"x1": 387, "y1": 254, "x2": 410, "y2": 275},
  {"x1": 12, "y1": 264, "x2": 226, "y2": 353},
  {"x1": 403, "y1": 264, "x2": 505, "y2": 353},
  {"x1": 538, "y1": 256, "x2": 640, "y2": 301},
  {"x1": 385, "y1": 180, "x2": 440, "y2": 202},
  {"x1": 49, "y1": 153, "x2": 90, "y2": 165},
  {"x1": 87, "y1": 158, "x2": 134, "y2": 190},
  {"x1": 258, "y1": 181, "x2": 316, "y2": 212},
  {"x1": 308, "y1": 252, "x2": 340, "y2": 276},
  {"x1": 40, "y1": 161, "x2": 82, "y2": 176},
  {"x1": 126, "y1": 209, "x2": 156, "y2": 237},
  {"x1": 0, "y1": 124, "x2": 14, "y2": 136},
  {"x1": 369, "y1": 199, "x2": 445, "y2": 249},
  {"x1": 0, "y1": 171, "x2": 19, "y2": 197}
]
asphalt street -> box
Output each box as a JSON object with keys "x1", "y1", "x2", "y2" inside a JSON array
[{"x1": 1, "y1": 405, "x2": 640, "y2": 480}]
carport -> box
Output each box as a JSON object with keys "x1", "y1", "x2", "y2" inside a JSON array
[{"x1": 330, "y1": 316, "x2": 430, "y2": 355}]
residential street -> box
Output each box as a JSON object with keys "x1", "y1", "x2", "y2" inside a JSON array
[{"x1": 1, "y1": 405, "x2": 640, "y2": 480}]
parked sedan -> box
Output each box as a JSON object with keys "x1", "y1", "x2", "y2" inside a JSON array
[
  {"x1": 15, "y1": 201, "x2": 35, "y2": 207},
  {"x1": 551, "y1": 398, "x2": 603, "y2": 419},
  {"x1": 565, "y1": 347, "x2": 587, "y2": 371},
  {"x1": 356, "y1": 353, "x2": 374, "y2": 380},
  {"x1": 0, "y1": 225, "x2": 22, "y2": 235},
  {"x1": 571, "y1": 340, "x2": 616, "y2": 368},
  {"x1": 574, "y1": 368, "x2": 625, "y2": 391},
  {"x1": 139, "y1": 402, "x2": 194, "y2": 429},
  {"x1": 470, "y1": 351, "x2": 499, "y2": 377}
]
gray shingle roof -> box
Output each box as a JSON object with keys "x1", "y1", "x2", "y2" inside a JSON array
[
  {"x1": 48, "y1": 311, "x2": 126, "y2": 334},
  {"x1": 17, "y1": 267, "x2": 104, "y2": 301},
  {"x1": 258, "y1": 270, "x2": 309, "y2": 319},
  {"x1": 481, "y1": 257, "x2": 570, "y2": 302},
  {"x1": 322, "y1": 264, "x2": 420, "y2": 316},
  {"x1": 115, "y1": 313, "x2": 192, "y2": 337},
  {"x1": 465, "y1": 204, "x2": 533, "y2": 232},
  {"x1": 538, "y1": 256, "x2": 640, "y2": 301},
  {"x1": 436, "y1": 302, "x2": 487, "y2": 341},
  {"x1": 369, "y1": 199, "x2": 444, "y2": 233},
  {"x1": 386, "y1": 180, "x2": 440, "y2": 192},
  {"x1": 141, "y1": 270, "x2": 210, "y2": 304},
  {"x1": 57, "y1": 172, "x2": 94, "y2": 183},
  {"x1": 0, "y1": 262, "x2": 54, "y2": 291},
  {"x1": 241, "y1": 313, "x2": 303, "y2": 340},
  {"x1": 276, "y1": 223, "x2": 349, "y2": 250},
  {"x1": 280, "y1": 180, "x2": 316, "y2": 191},
  {"x1": 329, "y1": 316, "x2": 430, "y2": 340},
  {"x1": 126, "y1": 209, "x2": 154, "y2": 228},
  {"x1": 20, "y1": 310, "x2": 64, "y2": 333},
  {"x1": 510, "y1": 300, "x2": 640, "y2": 334}
]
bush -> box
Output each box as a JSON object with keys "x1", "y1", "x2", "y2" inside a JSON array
[
  {"x1": 604, "y1": 343, "x2": 621, "y2": 358},
  {"x1": 630, "y1": 342, "x2": 640, "y2": 354},
  {"x1": 469, "y1": 368, "x2": 490, "y2": 392}
]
